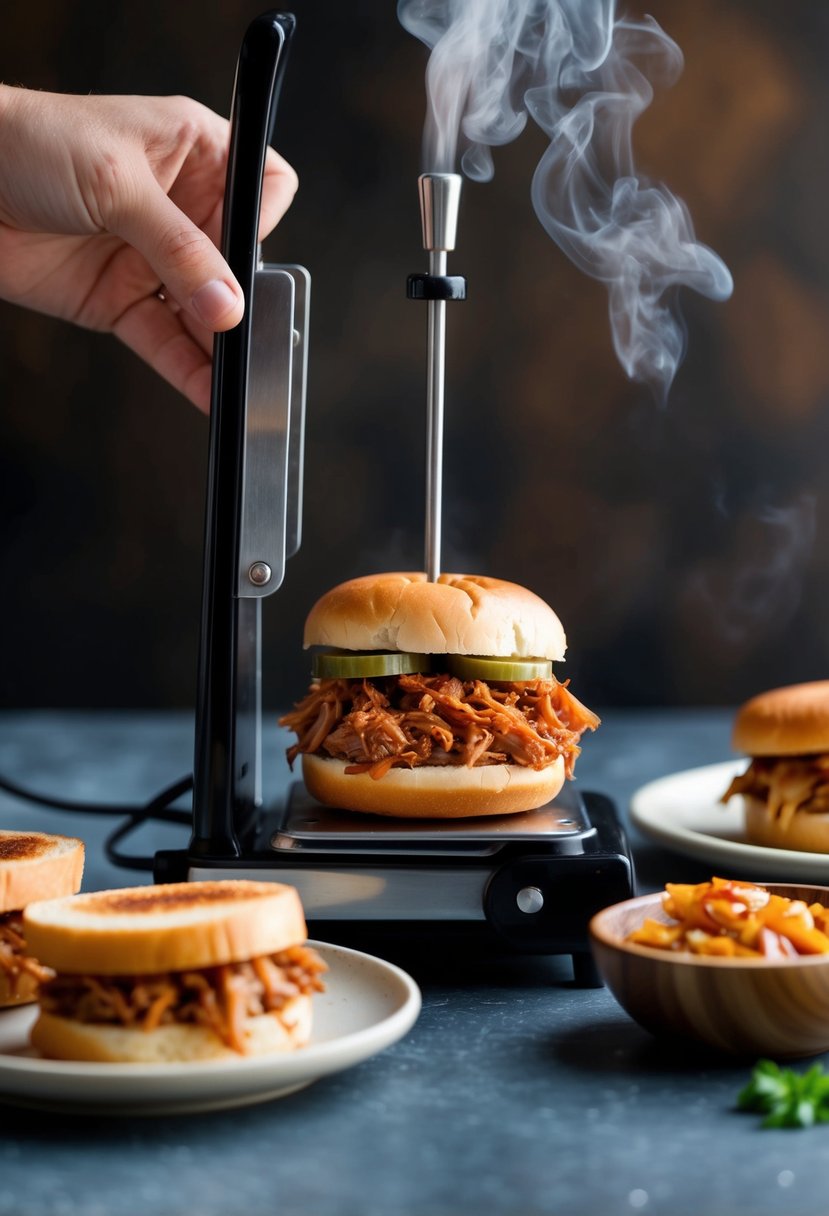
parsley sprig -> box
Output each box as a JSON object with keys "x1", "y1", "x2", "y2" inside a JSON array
[{"x1": 738, "y1": 1060, "x2": 829, "y2": 1128}]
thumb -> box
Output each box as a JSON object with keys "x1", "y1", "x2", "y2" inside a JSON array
[{"x1": 110, "y1": 176, "x2": 244, "y2": 330}]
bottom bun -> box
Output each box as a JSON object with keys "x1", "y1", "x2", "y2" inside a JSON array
[
  {"x1": 302, "y1": 753, "x2": 566, "y2": 819},
  {"x1": 744, "y1": 797, "x2": 829, "y2": 855},
  {"x1": 0, "y1": 967, "x2": 40, "y2": 1009},
  {"x1": 31, "y1": 995, "x2": 312, "y2": 1063}
]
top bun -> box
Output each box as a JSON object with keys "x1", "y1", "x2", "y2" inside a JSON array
[
  {"x1": 304, "y1": 572, "x2": 566, "y2": 661},
  {"x1": 24, "y1": 880, "x2": 306, "y2": 976},
  {"x1": 732, "y1": 681, "x2": 829, "y2": 756},
  {"x1": 0, "y1": 832, "x2": 84, "y2": 915}
]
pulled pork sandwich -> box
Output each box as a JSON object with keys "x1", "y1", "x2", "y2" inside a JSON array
[
  {"x1": 279, "y1": 572, "x2": 599, "y2": 818},
  {"x1": 722, "y1": 681, "x2": 829, "y2": 853},
  {"x1": 24, "y1": 880, "x2": 326, "y2": 1062},
  {"x1": 0, "y1": 831, "x2": 84, "y2": 1008}
]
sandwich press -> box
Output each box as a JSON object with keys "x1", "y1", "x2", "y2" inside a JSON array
[{"x1": 155, "y1": 11, "x2": 634, "y2": 985}]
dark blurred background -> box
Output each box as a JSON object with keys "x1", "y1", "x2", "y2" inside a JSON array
[{"x1": 2, "y1": 0, "x2": 828, "y2": 712}]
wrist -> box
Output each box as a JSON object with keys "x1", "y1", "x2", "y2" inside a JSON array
[
  {"x1": 0, "y1": 86, "x2": 48, "y2": 227},
  {"x1": 0, "y1": 87, "x2": 19, "y2": 220},
  {"x1": 0, "y1": 84, "x2": 21, "y2": 126},
  {"x1": 0, "y1": 85, "x2": 30, "y2": 158}
]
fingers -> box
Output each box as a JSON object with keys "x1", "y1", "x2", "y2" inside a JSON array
[
  {"x1": 259, "y1": 147, "x2": 299, "y2": 240},
  {"x1": 108, "y1": 173, "x2": 244, "y2": 332},
  {"x1": 188, "y1": 147, "x2": 298, "y2": 250},
  {"x1": 112, "y1": 291, "x2": 213, "y2": 412},
  {"x1": 107, "y1": 145, "x2": 297, "y2": 334},
  {"x1": 88, "y1": 140, "x2": 298, "y2": 414}
]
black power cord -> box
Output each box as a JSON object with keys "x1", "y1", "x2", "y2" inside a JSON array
[{"x1": 0, "y1": 772, "x2": 193, "y2": 873}]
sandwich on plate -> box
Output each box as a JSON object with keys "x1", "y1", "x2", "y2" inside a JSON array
[
  {"x1": 0, "y1": 830, "x2": 84, "y2": 1008},
  {"x1": 280, "y1": 571, "x2": 599, "y2": 818},
  {"x1": 24, "y1": 879, "x2": 326, "y2": 1061},
  {"x1": 722, "y1": 680, "x2": 829, "y2": 853}
]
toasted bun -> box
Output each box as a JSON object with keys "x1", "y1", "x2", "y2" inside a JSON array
[
  {"x1": 303, "y1": 572, "x2": 567, "y2": 661},
  {"x1": 0, "y1": 966, "x2": 40, "y2": 1010},
  {"x1": 0, "y1": 832, "x2": 84, "y2": 915},
  {"x1": 30, "y1": 995, "x2": 313, "y2": 1063},
  {"x1": 743, "y1": 796, "x2": 829, "y2": 854},
  {"x1": 23, "y1": 880, "x2": 307, "y2": 976},
  {"x1": 732, "y1": 681, "x2": 829, "y2": 756},
  {"x1": 301, "y1": 753, "x2": 565, "y2": 819}
]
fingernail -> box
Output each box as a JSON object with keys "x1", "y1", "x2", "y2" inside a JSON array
[{"x1": 191, "y1": 279, "x2": 240, "y2": 326}]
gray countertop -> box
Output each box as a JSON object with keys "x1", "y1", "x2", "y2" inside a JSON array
[{"x1": 0, "y1": 709, "x2": 826, "y2": 1216}]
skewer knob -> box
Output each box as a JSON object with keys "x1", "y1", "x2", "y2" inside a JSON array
[{"x1": 418, "y1": 173, "x2": 462, "y2": 253}]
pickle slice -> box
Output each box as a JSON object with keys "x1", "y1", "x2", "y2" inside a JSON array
[
  {"x1": 312, "y1": 651, "x2": 431, "y2": 679},
  {"x1": 447, "y1": 655, "x2": 553, "y2": 682}
]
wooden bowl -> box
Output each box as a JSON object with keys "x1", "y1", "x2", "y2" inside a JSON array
[{"x1": 590, "y1": 884, "x2": 829, "y2": 1057}]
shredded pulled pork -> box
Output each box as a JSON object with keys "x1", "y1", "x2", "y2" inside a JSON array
[
  {"x1": 0, "y1": 912, "x2": 53, "y2": 992},
  {"x1": 722, "y1": 755, "x2": 829, "y2": 832},
  {"x1": 39, "y1": 945, "x2": 327, "y2": 1055},
  {"x1": 280, "y1": 673, "x2": 600, "y2": 780}
]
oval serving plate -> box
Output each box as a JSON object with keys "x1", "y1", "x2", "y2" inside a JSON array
[
  {"x1": 0, "y1": 941, "x2": 421, "y2": 1116},
  {"x1": 631, "y1": 760, "x2": 829, "y2": 880}
]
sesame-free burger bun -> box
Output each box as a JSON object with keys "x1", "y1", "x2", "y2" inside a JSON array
[
  {"x1": 741, "y1": 797, "x2": 829, "y2": 854},
  {"x1": 0, "y1": 832, "x2": 84, "y2": 915},
  {"x1": 23, "y1": 880, "x2": 307, "y2": 976},
  {"x1": 303, "y1": 572, "x2": 567, "y2": 661},
  {"x1": 30, "y1": 996, "x2": 313, "y2": 1063},
  {"x1": 732, "y1": 681, "x2": 829, "y2": 757},
  {"x1": 301, "y1": 753, "x2": 566, "y2": 819}
]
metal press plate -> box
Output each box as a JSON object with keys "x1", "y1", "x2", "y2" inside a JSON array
[
  {"x1": 237, "y1": 266, "x2": 294, "y2": 598},
  {"x1": 281, "y1": 264, "x2": 310, "y2": 559},
  {"x1": 271, "y1": 782, "x2": 594, "y2": 855}
]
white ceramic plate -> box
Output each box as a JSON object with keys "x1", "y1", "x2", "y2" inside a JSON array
[
  {"x1": 0, "y1": 942, "x2": 420, "y2": 1116},
  {"x1": 630, "y1": 760, "x2": 829, "y2": 880}
]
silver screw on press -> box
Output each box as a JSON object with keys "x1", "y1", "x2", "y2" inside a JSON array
[{"x1": 248, "y1": 561, "x2": 273, "y2": 587}]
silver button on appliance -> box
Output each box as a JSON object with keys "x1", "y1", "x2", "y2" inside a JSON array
[{"x1": 516, "y1": 886, "x2": 544, "y2": 915}]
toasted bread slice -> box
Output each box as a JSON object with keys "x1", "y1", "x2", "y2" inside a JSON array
[
  {"x1": 0, "y1": 831, "x2": 84, "y2": 914},
  {"x1": 31, "y1": 995, "x2": 313, "y2": 1062},
  {"x1": 24, "y1": 880, "x2": 307, "y2": 975}
]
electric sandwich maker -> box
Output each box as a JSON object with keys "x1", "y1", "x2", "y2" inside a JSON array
[{"x1": 154, "y1": 11, "x2": 634, "y2": 985}]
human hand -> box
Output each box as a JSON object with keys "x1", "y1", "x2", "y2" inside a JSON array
[{"x1": 0, "y1": 86, "x2": 297, "y2": 411}]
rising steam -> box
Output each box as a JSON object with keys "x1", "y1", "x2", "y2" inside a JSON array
[
  {"x1": 398, "y1": 0, "x2": 733, "y2": 400},
  {"x1": 687, "y1": 494, "x2": 817, "y2": 651}
]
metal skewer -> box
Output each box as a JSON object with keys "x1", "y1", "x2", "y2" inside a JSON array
[
  {"x1": 424, "y1": 240, "x2": 447, "y2": 584},
  {"x1": 412, "y1": 173, "x2": 464, "y2": 582}
]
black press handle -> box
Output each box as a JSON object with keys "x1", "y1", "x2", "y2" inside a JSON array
[
  {"x1": 219, "y1": 11, "x2": 295, "y2": 291},
  {"x1": 192, "y1": 12, "x2": 295, "y2": 860}
]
